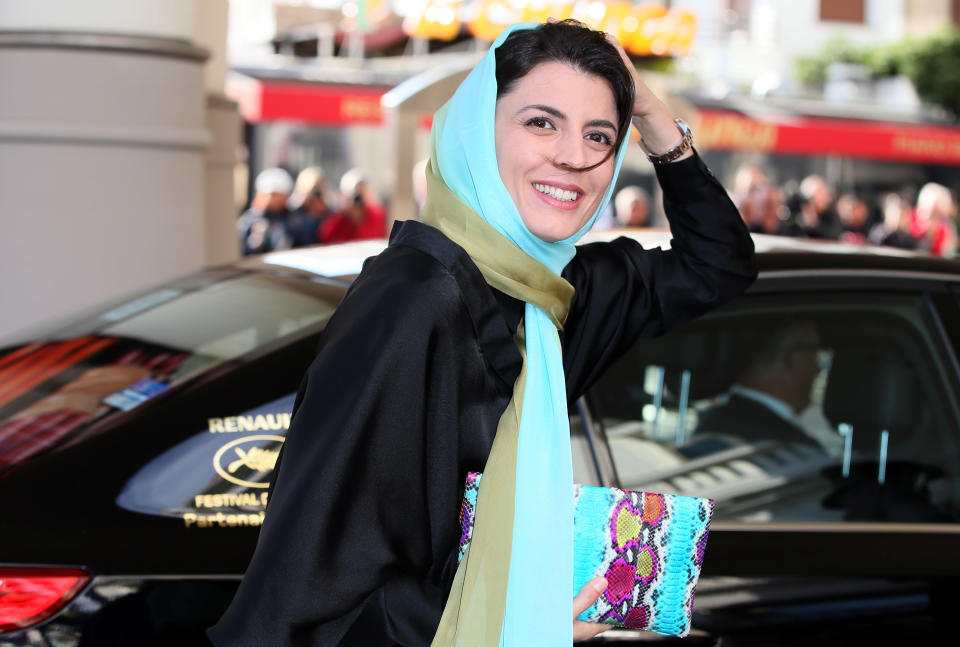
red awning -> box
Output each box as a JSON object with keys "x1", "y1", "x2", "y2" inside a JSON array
[
  {"x1": 229, "y1": 77, "x2": 960, "y2": 165},
  {"x1": 696, "y1": 108, "x2": 960, "y2": 165},
  {"x1": 228, "y1": 76, "x2": 390, "y2": 126}
]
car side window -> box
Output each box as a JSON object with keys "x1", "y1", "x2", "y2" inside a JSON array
[
  {"x1": 0, "y1": 273, "x2": 341, "y2": 475},
  {"x1": 588, "y1": 292, "x2": 960, "y2": 524}
]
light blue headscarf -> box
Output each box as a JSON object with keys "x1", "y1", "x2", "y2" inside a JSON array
[{"x1": 430, "y1": 22, "x2": 630, "y2": 645}]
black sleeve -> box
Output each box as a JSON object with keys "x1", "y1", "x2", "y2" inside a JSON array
[
  {"x1": 208, "y1": 246, "x2": 507, "y2": 647},
  {"x1": 561, "y1": 151, "x2": 757, "y2": 400}
]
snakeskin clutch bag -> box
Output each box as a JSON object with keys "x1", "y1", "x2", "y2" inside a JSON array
[{"x1": 457, "y1": 472, "x2": 714, "y2": 637}]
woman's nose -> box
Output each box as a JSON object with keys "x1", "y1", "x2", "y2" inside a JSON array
[{"x1": 550, "y1": 132, "x2": 590, "y2": 170}]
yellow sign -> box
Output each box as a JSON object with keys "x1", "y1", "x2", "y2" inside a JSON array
[
  {"x1": 183, "y1": 511, "x2": 266, "y2": 528},
  {"x1": 404, "y1": 0, "x2": 464, "y2": 40},
  {"x1": 194, "y1": 492, "x2": 269, "y2": 509},
  {"x1": 208, "y1": 413, "x2": 291, "y2": 433},
  {"x1": 403, "y1": 1, "x2": 698, "y2": 56}
]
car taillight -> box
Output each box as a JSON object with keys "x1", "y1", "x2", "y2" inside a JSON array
[{"x1": 0, "y1": 567, "x2": 90, "y2": 634}]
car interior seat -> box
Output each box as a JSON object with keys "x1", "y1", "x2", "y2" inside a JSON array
[
  {"x1": 822, "y1": 340, "x2": 944, "y2": 521},
  {"x1": 590, "y1": 322, "x2": 743, "y2": 445}
]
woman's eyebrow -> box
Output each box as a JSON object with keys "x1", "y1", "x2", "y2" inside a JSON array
[
  {"x1": 518, "y1": 104, "x2": 566, "y2": 119},
  {"x1": 585, "y1": 118, "x2": 617, "y2": 132}
]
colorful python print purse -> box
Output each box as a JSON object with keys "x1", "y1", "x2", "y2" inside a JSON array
[{"x1": 457, "y1": 472, "x2": 714, "y2": 637}]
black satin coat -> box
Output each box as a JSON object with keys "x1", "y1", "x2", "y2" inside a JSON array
[{"x1": 208, "y1": 153, "x2": 757, "y2": 647}]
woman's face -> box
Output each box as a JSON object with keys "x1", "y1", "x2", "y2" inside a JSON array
[{"x1": 494, "y1": 61, "x2": 618, "y2": 242}]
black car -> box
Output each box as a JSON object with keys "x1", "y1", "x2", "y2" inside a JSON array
[{"x1": 1, "y1": 233, "x2": 959, "y2": 646}]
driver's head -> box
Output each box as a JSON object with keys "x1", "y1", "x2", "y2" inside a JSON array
[{"x1": 739, "y1": 320, "x2": 821, "y2": 413}]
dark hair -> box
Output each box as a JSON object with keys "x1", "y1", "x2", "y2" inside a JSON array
[{"x1": 495, "y1": 20, "x2": 635, "y2": 171}]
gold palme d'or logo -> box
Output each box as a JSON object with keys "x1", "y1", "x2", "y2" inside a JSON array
[{"x1": 213, "y1": 435, "x2": 284, "y2": 488}]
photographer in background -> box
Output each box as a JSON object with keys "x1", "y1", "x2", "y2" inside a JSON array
[
  {"x1": 287, "y1": 166, "x2": 335, "y2": 247},
  {"x1": 319, "y1": 168, "x2": 387, "y2": 243},
  {"x1": 237, "y1": 167, "x2": 294, "y2": 255}
]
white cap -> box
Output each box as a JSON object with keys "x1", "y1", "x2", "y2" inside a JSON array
[
  {"x1": 255, "y1": 167, "x2": 294, "y2": 195},
  {"x1": 339, "y1": 168, "x2": 367, "y2": 196}
]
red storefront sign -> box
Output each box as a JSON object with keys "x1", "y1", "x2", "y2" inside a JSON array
[
  {"x1": 697, "y1": 108, "x2": 960, "y2": 165},
  {"x1": 229, "y1": 77, "x2": 389, "y2": 126},
  {"x1": 230, "y1": 77, "x2": 960, "y2": 165}
]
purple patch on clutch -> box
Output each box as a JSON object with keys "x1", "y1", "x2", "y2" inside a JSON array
[
  {"x1": 696, "y1": 529, "x2": 709, "y2": 566},
  {"x1": 624, "y1": 606, "x2": 649, "y2": 629},
  {"x1": 459, "y1": 509, "x2": 473, "y2": 546}
]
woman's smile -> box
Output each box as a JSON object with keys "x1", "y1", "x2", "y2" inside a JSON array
[
  {"x1": 494, "y1": 61, "x2": 618, "y2": 242},
  {"x1": 532, "y1": 181, "x2": 584, "y2": 208}
]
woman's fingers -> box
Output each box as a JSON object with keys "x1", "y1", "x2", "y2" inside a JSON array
[
  {"x1": 602, "y1": 32, "x2": 636, "y2": 80},
  {"x1": 600, "y1": 31, "x2": 663, "y2": 120},
  {"x1": 597, "y1": 27, "x2": 681, "y2": 152},
  {"x1": 549, "y1": 18, "x2": 659, "y2": 117},
  {"x1": 573, "y1": 619, "x2": 611, "y2": 642},
  {"x1": 572, "y1": 577, "x2": 611, "y2": 642},
  {"x1": 573, "y1": 576, "x2": 607, "y2": 616}
]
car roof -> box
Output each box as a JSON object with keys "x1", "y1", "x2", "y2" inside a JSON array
[
  {"x1": 584, "y1": 228, "x2": 960, "y2": 278},
  {"x1": 236, "y1": 239, "x2": 389, "y2": 281},
  {"x1": 235, "y1": 227, "x2": 960, "y2": 283}
]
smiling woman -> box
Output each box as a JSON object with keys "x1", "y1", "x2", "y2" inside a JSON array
[{"x1": 209, "y1": 19, "x2": 755, "y2": 647}]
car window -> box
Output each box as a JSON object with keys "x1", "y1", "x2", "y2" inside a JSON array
[
  {"x1": 589, "y1": 291, "x2": 960, "y2": 524},
  {"x1": 0, "y1": 272, "x2": 342, "y2": 474}
]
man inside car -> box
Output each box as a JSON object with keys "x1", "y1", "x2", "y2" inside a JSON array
[{"x1": 695, "y1": 320, "x2": 825, "y2": 448}]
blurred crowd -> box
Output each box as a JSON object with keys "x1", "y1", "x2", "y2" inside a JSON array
[
  {"x1": 238, "y1": 166, "x2": 387, "y2": 256},
  {"x1": 238, "y1": 162, "x2": 958, "y2": 259},
  {"x1": 731, "y1": 164, "x2": 958, "y2": 257}
]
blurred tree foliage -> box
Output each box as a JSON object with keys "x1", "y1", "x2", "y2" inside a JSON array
[
  {"x1": 793, "y1": 28, "x2": 960, "y2": 118},
  {"x1": 900, "y1": 29, "x2": 960, "y2": 118},
  {"x1": 794, "y1": 36, "x2": 871, "y2": 85},
  {"x1": 635, "y1": 56, "x2": 676, "y2": 74}
]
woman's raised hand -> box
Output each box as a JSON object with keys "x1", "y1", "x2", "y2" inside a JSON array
[
  {"x1": 601, "y1": 31, "x2": 692, "y2": 160},
  {"x1": 572, "y1": 576, "x2": 612, "y2": 642}
]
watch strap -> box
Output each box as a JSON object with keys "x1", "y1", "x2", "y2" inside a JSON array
[{"x1": 640, "y1": 118, "x2": 693, "y2": 165}]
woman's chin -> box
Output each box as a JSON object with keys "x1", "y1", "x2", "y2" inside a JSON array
[
  {"x1": 528, "y1": 225, "x2": 575, "y2": 243},
  {"x1": 521, "y1": 213, "x2": 591, "y2": 243}
]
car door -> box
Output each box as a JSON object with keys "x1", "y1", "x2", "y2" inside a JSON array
[
  {"x1": 582, "y1": 267, "x2": 960, "y2": 642},
  {"x1": 0, "y1": 268, "x2": 346, "y2": 645}
]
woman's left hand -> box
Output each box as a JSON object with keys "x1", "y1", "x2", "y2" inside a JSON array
[
  {"x1": 573, "y1": 576, "x2": 612, "y2": 642},
  {"x1": 602, "y1": 31, "x2": 692, "y2": 160}
]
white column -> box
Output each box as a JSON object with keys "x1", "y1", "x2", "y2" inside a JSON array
[
  {"x1": 0, "y1": 0, "x2": 236, "y2": 342},
  {"x1": 196, "y1": 0, "x2": 242, "y2": 267}
]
